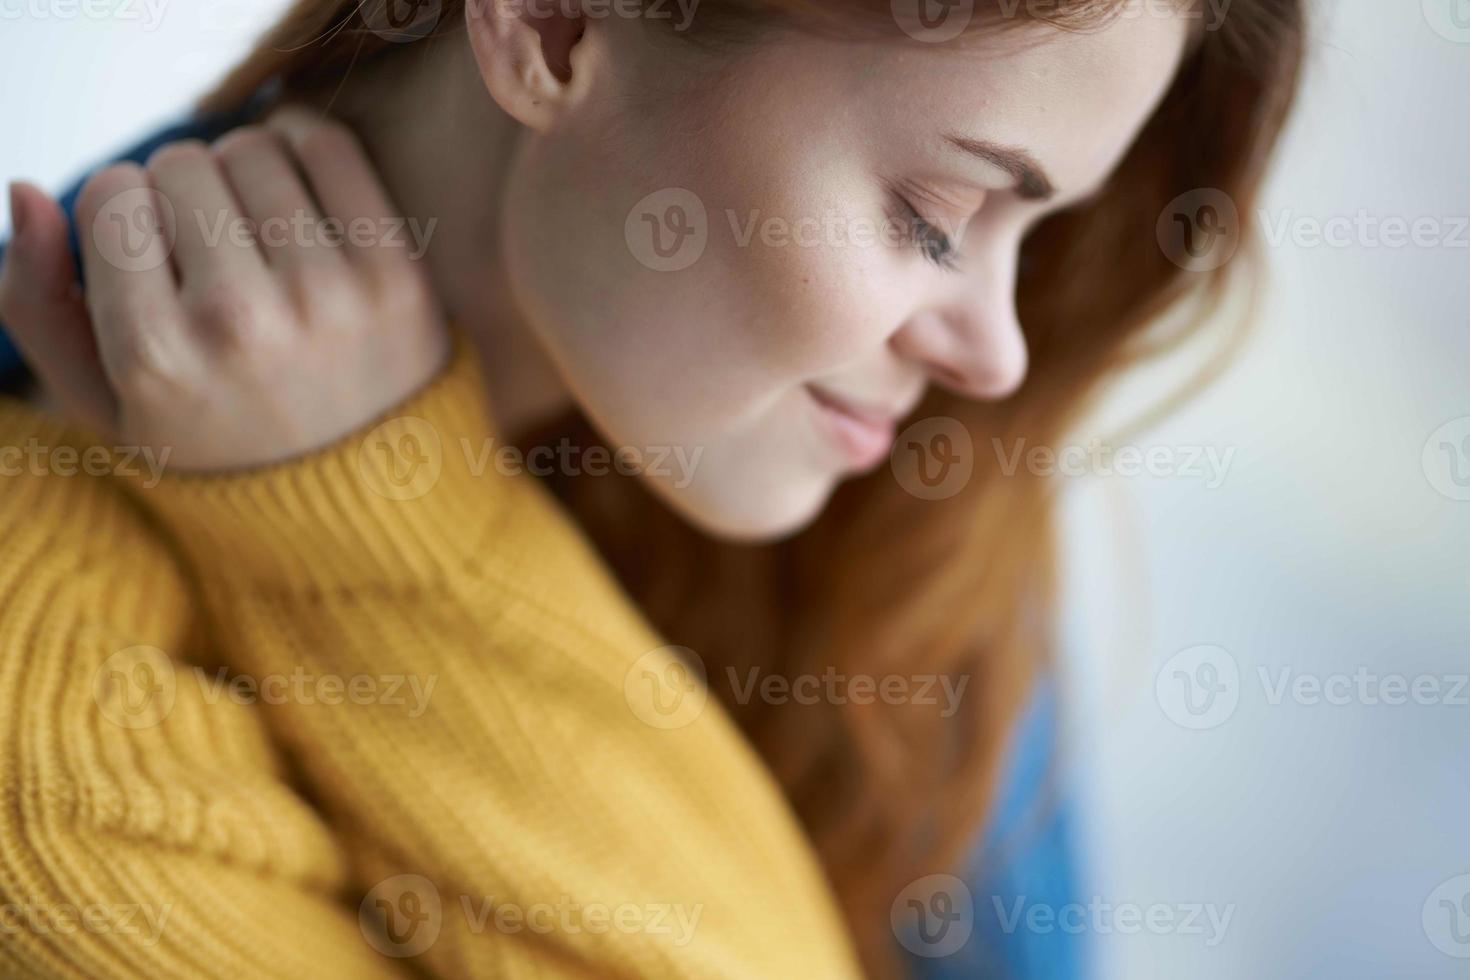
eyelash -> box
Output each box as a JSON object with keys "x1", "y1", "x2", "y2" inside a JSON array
[{"x1": 895, "y1": 195, "x2": 963, "y2": 272}]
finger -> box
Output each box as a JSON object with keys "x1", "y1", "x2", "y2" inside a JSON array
[
  {"x1": 211, "y1": 126, "x2": 343, "y2": 280},
  {"x1": 267, "y1": 108, "x2": 422, "y2": 279},
  {"x1": 144, "y1": 140, "x2": 272, "y2": 304},
  {"x1": 74, "y1": 163, "x2": 190, "y2": 382},
  {"x1": 1, "y1": 180, "x2": 119, "y2": 434}
]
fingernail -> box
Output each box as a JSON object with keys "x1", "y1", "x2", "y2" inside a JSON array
[{"x1": 8, "y1": 182, "x2": 28, "y2": 240}]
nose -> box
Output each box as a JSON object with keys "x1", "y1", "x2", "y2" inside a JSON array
[{"x1": 888, "y1": 255, "x2": 1029, "y2": 401}]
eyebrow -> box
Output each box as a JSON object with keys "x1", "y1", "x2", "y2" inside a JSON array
[{"x1": 943, "y1": 133, "x2": 1056, "y2": 202}]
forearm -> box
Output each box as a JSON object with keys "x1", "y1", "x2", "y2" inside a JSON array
[
  {"x1": 128, "y1": 345, "x2": 862, "y2": 979},
  {"x1": 0, "y1": 402, "x2": 405, "y2": 980}
]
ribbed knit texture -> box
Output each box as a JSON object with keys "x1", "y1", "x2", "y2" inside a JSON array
[{"x1": 0, "y1": 342, "x2": 862, "y2": 979}]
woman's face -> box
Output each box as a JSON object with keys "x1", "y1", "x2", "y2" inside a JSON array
[{"x1": 498, "y1": 4, "x2": 1192, "y2": 540}]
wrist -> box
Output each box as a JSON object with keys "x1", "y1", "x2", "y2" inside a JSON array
[{"x1": 123, "y1": 334, "x2": 513, "y2": 592}]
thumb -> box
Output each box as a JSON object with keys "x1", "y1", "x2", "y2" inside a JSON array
[{"x1": 1, "y1": 180, "x2": 117, "y2": 435}]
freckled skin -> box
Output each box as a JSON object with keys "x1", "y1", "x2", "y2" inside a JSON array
[{"x1": 499, "y1": 7, "x2": 1191, "y2": 539}]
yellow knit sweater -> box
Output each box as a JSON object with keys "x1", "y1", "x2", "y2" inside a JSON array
[{"x1": 0, "y1": 341, "x2": 861, "y2": 979}]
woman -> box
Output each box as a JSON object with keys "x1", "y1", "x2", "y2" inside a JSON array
[{"x1": 0, "y1": 0, "x2": 1303, "y2": 976}]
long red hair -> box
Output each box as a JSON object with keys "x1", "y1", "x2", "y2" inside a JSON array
[{"x1": 202, "y1": 1, "x2": 1305, "y2": 975}]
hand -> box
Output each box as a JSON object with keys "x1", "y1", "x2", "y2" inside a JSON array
[{"x1": 0, "y1": 107, "x2": 449, "y2": 471}]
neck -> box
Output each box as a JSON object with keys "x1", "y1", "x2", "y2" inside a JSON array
[{"x1": 296, "y1": 34, "x2": 574, "y2": 443}]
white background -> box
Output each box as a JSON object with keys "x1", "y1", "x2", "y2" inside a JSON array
[{"x1": 1057, "y1": 3, "x2": 1470, "y2": 977}]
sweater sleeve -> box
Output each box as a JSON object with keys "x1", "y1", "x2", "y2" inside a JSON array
[
  {"x1": 0, "y1": 405, "x2": 407, "y2": 979},
  {"x1": 123, "y1": 339, "x2": 864, "y2": 979}
]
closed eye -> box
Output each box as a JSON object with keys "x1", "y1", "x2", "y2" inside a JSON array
[{"x1": 893, "y1": 195, "x2": 963, "y2": 272}]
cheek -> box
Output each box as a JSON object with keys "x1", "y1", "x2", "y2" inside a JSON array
[
  {"x1": 507, "y1": 126, "x2": 897, "y2": 416},
  {"x1": 498, "y1": 124, "x2": 897, "y2": 539},
  {"x1": 693, "y1": 148, "x2": 907, "y2": 378},
  {"x1": 691, "y1": 125, "x2": 910, "y2": 377},
  {"x1": 724, "y1": 227, "x2": 898, "y2": 379}
]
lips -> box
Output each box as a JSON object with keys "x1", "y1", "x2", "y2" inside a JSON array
[{"x1": 807, "y1": 384, "x2": 901, "y2": 470}]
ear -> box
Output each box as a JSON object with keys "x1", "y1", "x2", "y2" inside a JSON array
[{"x1": 464, "y1": 0, "x2": 591, "y2": 131}]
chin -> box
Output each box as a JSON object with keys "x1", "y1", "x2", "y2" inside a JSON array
[{"x1": 646, "y1": 471, "x2": 837, "y2": 544}]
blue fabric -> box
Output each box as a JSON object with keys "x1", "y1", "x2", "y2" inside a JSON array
[
  {"x1": 0, "y1": 110, "x2": 1086, "y2": 980},
  {"x1": 921, "y1": 678, "x2": 1089, "y2": 980}
]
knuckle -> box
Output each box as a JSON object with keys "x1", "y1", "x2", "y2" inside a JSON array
[
  {"x1": 111, "y1": 323, "x2": 189, "y2": 393},
  {"x1": 144, "y1": 138, "x2": 213, "y2": 176},
  {"x1": 108, "y1": 292, "x2": 176, "y2": 337},
  {"x1": 211, "y1": 124, "x2": 283, "y2": 165},
  {"x1": 293, "y1": 117, "x2": 363, "y2": 166},
  {"x1": 288, "y1": 262, "x2": 358, "y2": 325},
  {"x1": 76, "y1": 163, "x2": 148, "y2": 220},
  {"x1": 185, "y1": 282, "x2": 265, "y2": 341}
]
